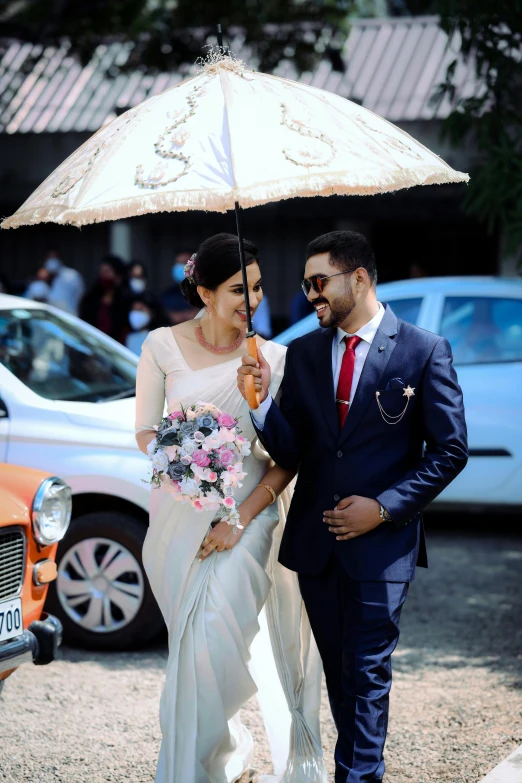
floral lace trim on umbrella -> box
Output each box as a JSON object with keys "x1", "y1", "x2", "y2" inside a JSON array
[
  {"x1": 352, "y1": 116, "x2": 423, "y2": 161},
  {"x1": 135, "y1": 82, "x2": 207, "y2": 190},
  {"x1": 281, "y1": 103, "x2": 336, "y2": 168}
]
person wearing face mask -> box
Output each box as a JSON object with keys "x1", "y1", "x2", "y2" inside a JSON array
[
  {"x1": 161, "y1": 251, "x2": 200, "y2": 325},
  {"x1": 43, "y1": 248, "x2": 85, "y2": 315},
  {"x1": 80, "y1": 255, "x2": 129, "y2": 343},
  {"x1": 126, "y1": 292, "x2": 165, "y2": 355},
  {"x1": 128, "y1": 261, "x2": 149, "y2": 295}
]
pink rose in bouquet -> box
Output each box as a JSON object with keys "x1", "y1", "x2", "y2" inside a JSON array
[
  {"x1": 192, "y1": 449, "x2": 211, "y2": 468},
  {"x1": 216, "y1": 447, "x2": 235, "y2": 468},
  {"x1": 217, "y1": 412, "x2": 236, "y2": 429}
]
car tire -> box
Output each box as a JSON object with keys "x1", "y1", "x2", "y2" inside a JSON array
[{"x1": 45, "y1": 512, "x2": 163, "y2": 651}]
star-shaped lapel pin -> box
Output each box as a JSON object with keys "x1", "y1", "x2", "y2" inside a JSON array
[{"x1": 403, "y1": 385, "x2": 415, "y2": 399}]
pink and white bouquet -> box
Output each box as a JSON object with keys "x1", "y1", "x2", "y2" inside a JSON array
[{"x1": 147, "y1": 402, "x2": 251, "y2": 531}]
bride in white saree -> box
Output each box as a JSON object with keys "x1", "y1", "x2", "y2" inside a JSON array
[{"x1": 135, "y1": 234, "x2": 326, "y2": 783}]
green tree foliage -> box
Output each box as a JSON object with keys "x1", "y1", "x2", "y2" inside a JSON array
[
  {"x1": 0, "y1": 0, "x2": 350, "y2": 74},
  {"x1": 417, "y1": 0, "x2": 522, "y2": 251}
]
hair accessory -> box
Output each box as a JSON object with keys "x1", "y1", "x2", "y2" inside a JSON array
[{"x1": 184, "y1": 253, "x2": 197, "y2": 283}]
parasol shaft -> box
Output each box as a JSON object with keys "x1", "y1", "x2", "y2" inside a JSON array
[
  {"x1": 234, "y1": 201, "x2": 253, "y2": 333},
  {"x1": 234, "y1": 200, "x2": 259, "y2": 410},
  {"x1": 245, "y1": 335, "x2": 260, "y2": 410}
]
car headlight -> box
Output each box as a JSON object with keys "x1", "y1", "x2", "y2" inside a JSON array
[{"x1": 32, "y1": 477, "x2": 72, "y2": 546}]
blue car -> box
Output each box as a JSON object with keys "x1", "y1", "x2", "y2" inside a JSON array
[{"x1": 275, "y1": 276, "x2": 522, "y2": 512}]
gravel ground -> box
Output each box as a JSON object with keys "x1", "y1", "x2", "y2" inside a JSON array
[{"x1": 1, "y1": 523, "x2": 521, "y2": 783}]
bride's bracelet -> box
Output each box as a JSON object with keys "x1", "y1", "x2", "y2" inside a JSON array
[{"x1": 257, "y1": 483, "x2": 277, "y2": 505}]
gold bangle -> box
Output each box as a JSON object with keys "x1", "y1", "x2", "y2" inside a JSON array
[{"x1": 257, "y1": 483, "x2": 277, "y2": 504}]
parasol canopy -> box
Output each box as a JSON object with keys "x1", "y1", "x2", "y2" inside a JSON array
[
  {"x1": 2, "y1": 50, "x2": 469, "y2": 408},
  {"x1": 1, "y1": 52, "x2": 469, "y2": 230}
]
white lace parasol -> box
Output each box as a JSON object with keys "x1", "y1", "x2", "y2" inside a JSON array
[{"x1": 2, "y1": 51, "x2": 468, "y2": 229}]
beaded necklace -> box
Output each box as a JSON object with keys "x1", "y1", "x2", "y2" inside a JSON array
[{"x1": 195, "y1": 324, "x2": 245, "y2": 355}]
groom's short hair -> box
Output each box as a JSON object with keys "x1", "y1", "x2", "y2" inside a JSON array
[{"x1": 306, "y1": 231, "x2": 377, "y2": 285}]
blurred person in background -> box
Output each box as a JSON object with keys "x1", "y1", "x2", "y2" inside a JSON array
[
  {"x1": 128, "y1": 261, "x2": 150, "y2": 295},
  {"x1": 161, "y1": 250, "x2": 199, "y2": 324},
  {"x1": 44, "y1": 247, "x2": 85, "y2": 315},
  {"x1": 80, "y1": 255, "x2": 129, "y2": 343},
  {"x1": 126, "y1": 291, "x2": 167, "y2": 355},
  {"x1": 24, "y1": 265, "x2": 51, "y2": 303}
]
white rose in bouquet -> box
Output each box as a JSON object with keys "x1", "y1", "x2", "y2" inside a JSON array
[
  {"x1": 181, "y1": 438, "x2": 197, "y2": 457},
  {"x1": 151, "y1": 450, "x2": 169, "y2": 472},
  {"x1": 180, "y1": 476, "x2": 201, "y2": 497}
]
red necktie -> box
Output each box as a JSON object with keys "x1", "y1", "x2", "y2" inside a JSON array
[{"x1": 336, "y1": 335, "x2": 362, "y2": 429}]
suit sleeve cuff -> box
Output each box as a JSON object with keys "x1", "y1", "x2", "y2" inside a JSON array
[
  {"x1": 376, "y1": 492, "x2": 410, "y2": 530},
  {"x1": 250, "y1": 393, "x2": 273, "y2": 431}
]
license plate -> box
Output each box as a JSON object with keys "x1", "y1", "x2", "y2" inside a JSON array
[{"x1": 0, "y1": 597, "x2": 23, "y2": 643}]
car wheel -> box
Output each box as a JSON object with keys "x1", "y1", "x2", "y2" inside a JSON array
[{"x1": 46, "y1": 512, "x2": 163, "y2": 651}]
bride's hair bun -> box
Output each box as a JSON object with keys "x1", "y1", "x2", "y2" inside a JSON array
[{"x1": 179, "y1": 233, "x2": 259, "y2": 309}]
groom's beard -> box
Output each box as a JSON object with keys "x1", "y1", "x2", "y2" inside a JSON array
[{"x1": 315, "y1": 289, "x2": 356, "y2": 329}]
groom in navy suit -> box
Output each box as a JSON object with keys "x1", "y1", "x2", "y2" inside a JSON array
[{"x1": 237, "y1": 231, "x2": 468, "y2": 783}]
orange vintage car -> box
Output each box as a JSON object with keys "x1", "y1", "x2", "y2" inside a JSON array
[{"x1": 0, "y1": 463, "x2": 71, "y2": 686}]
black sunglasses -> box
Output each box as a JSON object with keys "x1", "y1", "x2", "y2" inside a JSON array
[{"x1": 301, "y1": 269, "x2": 356, "y2": 296}]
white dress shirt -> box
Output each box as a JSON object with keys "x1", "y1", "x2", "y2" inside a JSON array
[{"x1": 252, "y1": 303, "x2": 385, "y2": 429}]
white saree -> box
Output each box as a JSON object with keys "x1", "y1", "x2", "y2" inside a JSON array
[{"x1": 135, "y1": 327, "x2": 327, "y2": 783}]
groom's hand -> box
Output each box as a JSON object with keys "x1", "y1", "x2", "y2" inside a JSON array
[
  {"x1": 237, "y1": 345, "x2": 271, "y2": 403},
  {"x1": 323, "y1": 496, "x2": 382, "y2": 540}
]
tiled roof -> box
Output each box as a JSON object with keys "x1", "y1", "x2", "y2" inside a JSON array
[{"x1": 0, "y1": 16, "x2": 480, "y2": 134}]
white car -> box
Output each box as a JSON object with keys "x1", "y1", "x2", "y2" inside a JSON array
[
  {"x1": 275, "y1": 276, "x2": 522, "y2": 511},
  {"x1": 0, "y1": 294, "x2": 161, "y2": 650}
]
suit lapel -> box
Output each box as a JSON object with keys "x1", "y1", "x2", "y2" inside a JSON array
[
  {"x1": 314, "y1": 328, "x2": 339, "y2": 440},
  {"x1": 339, "y1": 305, "x2": 399, "y2": 445}
]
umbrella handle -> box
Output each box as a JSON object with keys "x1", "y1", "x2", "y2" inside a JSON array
[{"x1": 245, "y1": 335, "x2": 260, "y2": 410}]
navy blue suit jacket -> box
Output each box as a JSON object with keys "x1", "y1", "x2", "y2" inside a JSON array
[{"x1": 256, "y1": 305, "x2": 468, "y2": 581}]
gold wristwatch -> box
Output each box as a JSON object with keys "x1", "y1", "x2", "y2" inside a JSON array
[{"x1": 379, "y1": 504, "x2": 393, "y2": 523}]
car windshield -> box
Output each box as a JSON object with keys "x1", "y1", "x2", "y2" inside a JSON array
[
  {"x1": 384, "y1": 297, "x2": 423, "y2": 325},
  {"x1": 441, "y1": 296, "x2": 522, "y2": 365},
  {"x1": 0, "y1": 308, "x2": 137, "y2": 402}
]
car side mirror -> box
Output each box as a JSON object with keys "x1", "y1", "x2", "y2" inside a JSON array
[{"x1": 0, "y1": 399, "x2": 9, "y2": 419}]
